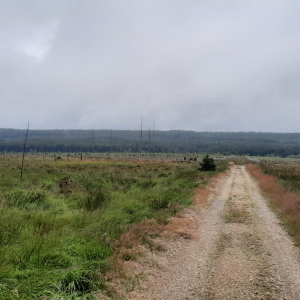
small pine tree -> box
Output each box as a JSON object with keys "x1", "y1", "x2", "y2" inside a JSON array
[{"x1": 199, "y1": 154, "x2": 216, "y2": 171}]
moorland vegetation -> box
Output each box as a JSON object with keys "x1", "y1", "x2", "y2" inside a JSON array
[
  {"x1": 0, "y1": 155, "x2": 227, "y2": 299},
  {"x1": 247, "y1": 160, "x2": 300, "y2": 246}
]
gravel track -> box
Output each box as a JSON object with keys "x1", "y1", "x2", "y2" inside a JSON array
[{"x1": 129, "y1": 165, "x2": 300, "y2": 300}]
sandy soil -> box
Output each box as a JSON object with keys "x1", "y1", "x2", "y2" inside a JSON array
[{"x1": 127, "y1": 165, "x2": 300, "y2": 300}]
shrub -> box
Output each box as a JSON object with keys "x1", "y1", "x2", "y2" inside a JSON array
[
  {"x1": 80, "y1": 188, "x2": 111, "y2": 211},
  {"x1": 60, "y1": 269, "x2": 97, "y2": 294},
  {"x1": 150, "y1": 197, "x2": 169, "y2": 210},
  {"x1": 199, "y1": 154, "x2": 216, "y2": 171}
]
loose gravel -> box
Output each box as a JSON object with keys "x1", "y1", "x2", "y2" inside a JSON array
[{"x1": 127, "y1": 165, "x2": 300, "y2": 300}]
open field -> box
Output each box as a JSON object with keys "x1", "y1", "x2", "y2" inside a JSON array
[
  {"x1": 247, "y1": 155, "x2": 300, "y2": 163},
  {"x1": 0, "y1": 152, "x2": 226, "y2": 162},
  {"x1": 0, "y1": 155, "x2": 227, "y2": 299}
]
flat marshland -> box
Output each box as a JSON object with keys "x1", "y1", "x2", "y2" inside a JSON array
[{"x1": 0, "y1": 155, "x2": 227, "y2": 299}]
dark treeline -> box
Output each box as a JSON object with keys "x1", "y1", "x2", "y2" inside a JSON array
[{"x1": 0, "y1": 128, "x2": 300, "y2": 157}]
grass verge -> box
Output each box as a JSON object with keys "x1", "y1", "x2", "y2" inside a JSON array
[{"x1": 246, "y1": 164, "x2": 300, "y2": 246}]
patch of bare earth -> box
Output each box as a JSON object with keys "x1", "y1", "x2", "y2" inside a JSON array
[{"x1": 97, "y1": 166, "x2": 300, "y2": 300}]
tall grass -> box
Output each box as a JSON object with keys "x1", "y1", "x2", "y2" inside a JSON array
[
  {"x1": 259, "y1": 162, "x2": 300, "y2": 192},
  {"x1": 247, "y1": 164, "x2": 300, "y2": 245},
  {"x1": 0, "y1": 156, "x2": 227, "y2": 299}
]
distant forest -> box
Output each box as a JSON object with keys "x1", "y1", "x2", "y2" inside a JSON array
[{"x1": 0, "y1": 128, "x2": 300, "y2": 157}]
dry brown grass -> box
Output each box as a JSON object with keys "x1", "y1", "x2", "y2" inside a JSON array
[
  {"x1": 104, "y1": 216, "x2": 199, "y2": 299},
  {"x1": 246, "y1": 164, "x2": 300, "y2": 245},
  {"x1": 192, "y1": 188, "x2": 211, "y2": 206},
  {"x1": 192, "y1": 171, "x2": 228, "y2": 206}
]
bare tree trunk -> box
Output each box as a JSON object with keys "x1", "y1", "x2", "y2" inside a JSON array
[
  {"x1": 110, "y1": 130, "x2": 113, "y2": 154},
  {"x1": 20, "y1": 123, "x2": 29, "y2": 181},
  {"x1": 92, "y1": 129, "x2": 95, "y2": 159},
  {"x1": 140, "y1": 115, "x2": 143, "y2": 154},
  {"x1": 148, "y1": 129, "x2": 151, "y2": 154},
  {"x1": 81, "y1": 152, "x2": 83, "y2": 161},
  {"x1": 152, "y1": 120, "x2": 155, "y2": 154}
]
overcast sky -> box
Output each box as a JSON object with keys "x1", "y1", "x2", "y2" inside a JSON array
[{"x1": 1, "y1": 0, "x2": 300, "y2": 132}]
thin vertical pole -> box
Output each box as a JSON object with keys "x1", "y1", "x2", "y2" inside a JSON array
[
  {"x1": 152, "y1": 120, "x2": 155, "y2": 154},
  {"x1": 148, "y1": 129, "x2": 151, "y2": 154},
  {"x1": 140, "y1": 115, "x2": 143, "y2": 154},
  {"x1": 110, "y1": 130, "x2": 113, "y2": 153},
  {"x1": 92, "y1": 129, "x2": 95, "y2": 159},
  {"x1": 20, "y1": 122, "x2": 29, "y2": 181}
]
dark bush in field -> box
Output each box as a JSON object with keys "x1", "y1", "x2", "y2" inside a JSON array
[{"x1": 199, "y1": 154, "x2": 216, "y2": 171}]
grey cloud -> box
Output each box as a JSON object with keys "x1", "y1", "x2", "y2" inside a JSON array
[{"x1": 1, "y1": 1, "x2": 300, "y2": 131}]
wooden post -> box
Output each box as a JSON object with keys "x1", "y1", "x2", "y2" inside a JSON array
[
  {"x1": 20, "y1": 122, "x2": 29, "y2": 181},
  {"x1": 149, "y1": 129, "x2": 151, "y2": 154},
  {"x1": 140, "y1": 115, "x2": 143, "y2": 154},
  {"x1": 152, "y1": 120, "x2": 155, "y2": 154},
  {"x1": 110, "y1": 130, "x2": 113, "y2": 154}
]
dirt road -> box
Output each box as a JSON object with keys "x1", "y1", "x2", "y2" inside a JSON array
[{"x1": 131, "y1": 165, "x2": 300, "y2": 300}]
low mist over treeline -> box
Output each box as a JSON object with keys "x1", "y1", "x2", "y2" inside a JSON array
[{"x1": 0, "y1": 128, "x2": 300, "y2": 157}]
